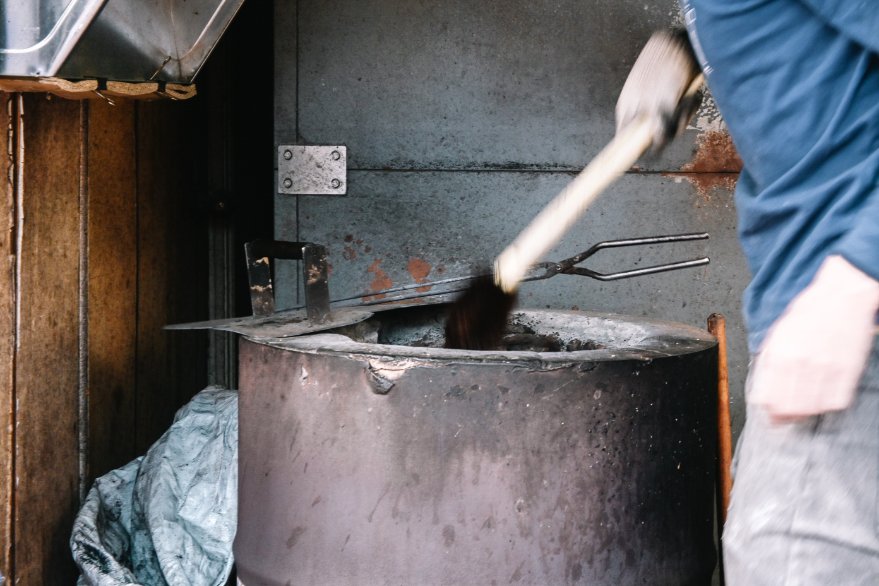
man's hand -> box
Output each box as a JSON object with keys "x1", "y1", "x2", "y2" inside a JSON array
[
  {"x1": 750, "y1": 255, "x2": 879, "y2": 421},
  {"x1": 615, "y1": 29, "x2": 703, "y2": 150}
]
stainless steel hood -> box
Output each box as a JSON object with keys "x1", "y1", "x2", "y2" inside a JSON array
[{"x1": 0, "y1": 0, "x2": 245, "y2": 83}]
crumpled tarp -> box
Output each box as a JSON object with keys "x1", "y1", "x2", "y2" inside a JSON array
[{"x1": 71, "y1": 387, "x2": 238, "y2": 586}]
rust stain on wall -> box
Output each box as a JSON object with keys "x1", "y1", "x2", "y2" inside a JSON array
[
  {"x1": 342, "y1": 234, "x2": 371, "y2": 259},
  {"x1": 407, "y1": 257, "x2": 433, "y2": 293},
  {"x1": 668, "y1": 172, "x2": 739, "y2": 200},
  {"x1": 682, "y1": 130, "x2": 742, "y2": 173},
  {"x1": 366, "y1": 258, "x2": 393, "y2": 299},
  {"x1": 667, "y1": 130, "x2": 742, "y2": 200}
]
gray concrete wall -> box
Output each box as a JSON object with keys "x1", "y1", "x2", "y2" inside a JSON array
[{"x1": 273, "y1": 0, "x2": 750, "y2": 441}]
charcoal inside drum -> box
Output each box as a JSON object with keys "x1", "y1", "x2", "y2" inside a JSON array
[
  {"x1": 336, "y1": 305, "x2": 608, "y2": 351},
  {"x1": 564, "y1": 338, "x2": 606, "y2": 351},
  {"x1": 493, "y1": 333, "x2": 606, "y2": 352},
  {"x1": 494, "y1": 322, "x2": 607, "y2": 352},
  {"x1": 498, "y1": 332, "x2": 565, "y2": 352}
]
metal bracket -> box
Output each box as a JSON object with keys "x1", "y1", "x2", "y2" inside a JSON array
[
  {"x1": 244, "y1": 240, "x2": 331, "y2": 323},
  {"x1": 278, "y1": 145, "x2": 347, "y2": 195}
]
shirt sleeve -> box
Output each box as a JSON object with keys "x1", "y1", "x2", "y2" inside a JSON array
[
  {"x1": 798, "y1": 1, "x2": 879, "y2": 55},
  {"x1": 833, "y1": 185, "x2": 879, "y2": 282}
]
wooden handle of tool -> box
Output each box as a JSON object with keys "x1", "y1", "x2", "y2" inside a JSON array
[
  {"x1": 708, "y1": 313, "x2": 733, "y2": 526},
  {"x1": 494, "y1": 72, "x2": 706, "y2": 293},
  {"x1": 494, "y1": 116, "x2": 654, "y2": 292}
]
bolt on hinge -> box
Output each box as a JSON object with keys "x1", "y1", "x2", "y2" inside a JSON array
[{"x1": 278, "y1": 145, "x2": 347, "y2": 195}]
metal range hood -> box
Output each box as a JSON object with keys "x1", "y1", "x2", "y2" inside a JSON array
[{"x1": 0, "y1": 0, "x2": 245, "y2": 84}]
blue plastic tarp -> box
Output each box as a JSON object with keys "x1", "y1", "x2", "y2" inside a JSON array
[{"x1": 71, "y1": 387, "x2": 238, "y2": 586}]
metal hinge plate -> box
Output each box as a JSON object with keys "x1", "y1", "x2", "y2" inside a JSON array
[{"x1": 277, "y1": 145, "x2": 347, "y2": 195}]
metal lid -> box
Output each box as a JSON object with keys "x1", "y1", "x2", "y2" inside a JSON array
[
  {"x1": 256, "y1": 308, "x2": 718, "y2": 365},
  {"x1": 0, "y1": 0, "x2": 245, "y2": 83}
]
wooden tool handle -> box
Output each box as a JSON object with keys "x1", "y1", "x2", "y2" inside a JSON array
[
  {"x1": 494, "y1": 115, "x2": 655, "y2": 293},
  {"x1": 494, "y1": 71, "x2": 705, "y2": 294}
]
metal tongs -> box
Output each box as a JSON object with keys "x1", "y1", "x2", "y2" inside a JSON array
[
  {"x1": 524, "y1": 232, "x2": 709, "y2": 282},
  {"x1": 166, "y1": 233, "x2": 709, "y2": 338},
  {"x1": 332, "y1": 232, "x2": 710, "y2": 309}
]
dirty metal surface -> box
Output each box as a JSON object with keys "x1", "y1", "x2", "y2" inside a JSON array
[
  {"x1": 278, "y1": 172, "x2": 749, "y2": 419},
  {"x1": 278, "y1": 145, "x2": 347, "y2": 195},
  {"x1": 289, "y1": 0, "x2": 698, "y2": 172},
  {"x1": 262, "y1": 308, "x2": 718, "y2": 363},
  {"x1": 235, "y1": 314, "x2": 718, "y2": 584},
  {"x1": 170, "y1": 234, "x2": 709, "y2": 341},
  {"x1": 56, "y1": 0, "x2": 246, "y2": 83},
  {"x1": 274, "y1": 0, "x2": 749, "y2": 440},
  {"x1": 244, "y1": 240, "x2": 331, "y2": 321},
  {"x1": 164, "y1": 306, "x2": 375, "y2": 339}
]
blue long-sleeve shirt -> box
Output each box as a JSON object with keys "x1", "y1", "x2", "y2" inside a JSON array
[{"x1": 680, "y1": 0, "x2": 879, "y2": 352}]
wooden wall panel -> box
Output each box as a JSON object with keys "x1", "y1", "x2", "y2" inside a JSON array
[
  {"x1": 0, "y1": 95, "x2": 212, "y2": 583},
  {"x1": 0, "y1": 86, "x2": 217, "y2": 585},
  {"x1": 86, "y1": 100, "x2": 138, "y2": 483},
  {"x1": 14, "y1": 95, "x2": 82, "y2": 585},
  {"x1": 136, "y1": 100, "x2": 209, "y2": 453},
  {"x1": 0, "y1": 44, "x2": 246, "y2": 582},
  {"x1": 0, "y1": 94, "x2": 17, "y2": 586},
  {"x1": 0, "y1": 7, "x2": 268, "y2": 581}
]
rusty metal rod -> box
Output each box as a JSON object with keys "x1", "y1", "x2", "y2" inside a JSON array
[
  {"x1": 708, "y1": 313, "x2": 733, "y2": 523},
  {"x1": 708, "y1": 313, "x2": 732, "y2": 585}
]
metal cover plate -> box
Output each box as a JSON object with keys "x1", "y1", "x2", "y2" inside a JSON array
[
  {"x1": 165, "y1": 306, "x2": 374, "y2": 339},
  {"x1": 1, "y1": 0, "x2": 246, "y2": 82},
  {"x1": 278, "y1": 145, "x2": 347, "y2": 195}
]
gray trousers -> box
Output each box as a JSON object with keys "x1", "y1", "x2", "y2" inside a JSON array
[{"x1": 724, "y1": 338, "x2": 879, "y2": 584}]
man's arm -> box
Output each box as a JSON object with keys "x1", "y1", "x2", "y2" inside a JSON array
[{"x1": 749, "y1": 255, "x2": 879, "y2": 421}]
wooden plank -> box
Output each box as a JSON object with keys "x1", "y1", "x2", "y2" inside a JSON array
[
  {"x1": 86, "y1": 99, "x2": 138, "y2": 483},
  {"x1": 105, "y1": 81, "x2": 196, "y2": 101},
  {"x1": 0, "y1": 78, "x2": 197, "y2": 102},
  {"x1": 13, "y1": 95, "x2": 82, "y2": 585},
  {"x1": 135, "y1": 100, "x2": 208, "y2": 453},
  {"x1": 135, "y1": 100, "x2": 176, "y2": 452},
  {"x1": 0, "y1": 78, "x2": 98, "y2": 100},
  {"x1": 0, "y1": 93, "x2": 17, "y2": 585}
]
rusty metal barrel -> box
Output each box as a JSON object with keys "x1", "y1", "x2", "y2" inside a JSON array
[{"x1": 235, "y1": 307, "x2": 718, "y2": 585}]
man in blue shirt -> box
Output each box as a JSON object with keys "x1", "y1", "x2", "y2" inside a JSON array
[{"x1": 619, "y1": 2, "x2": 879, "y2": 583}]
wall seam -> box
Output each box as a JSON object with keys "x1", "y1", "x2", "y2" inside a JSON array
[
  {"x1": 295, "y1": 0, "x2": 301, "y2": 306},
  {"x1": 13, "y1": 97, "x2": 23, "y2": 357},
  {"x1": 133, "y1": 102, "x2": 140, "y2": 453},
  {"x1": 77, "y1": 100, "x2": 90, "y2": 503}
]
